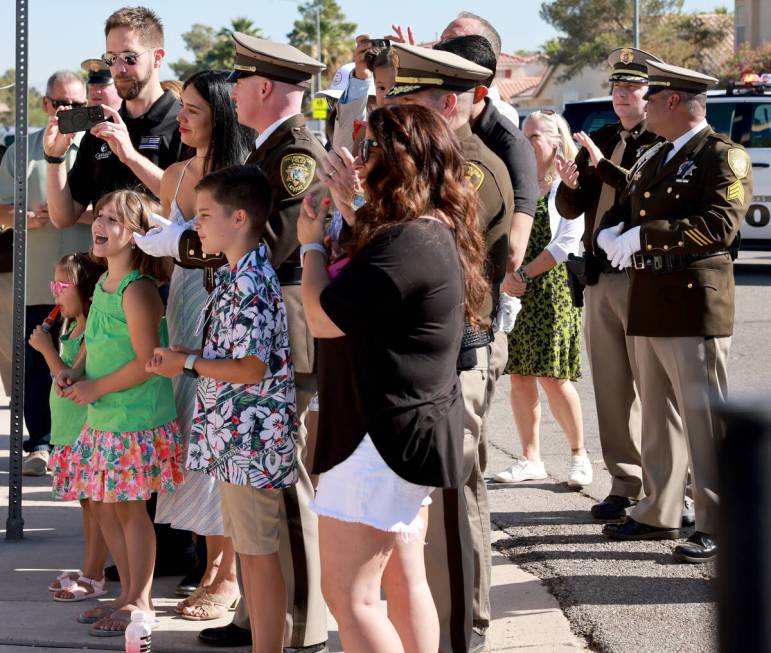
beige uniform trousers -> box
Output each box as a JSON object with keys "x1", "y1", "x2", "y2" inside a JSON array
[
  {"x1": 631, "y1": 335, "x2": 729, "y2": 534},
  {"x1": 232, "y1": 372, "x2": 327, "y2": 647},
  {"x1": 426, "y1": 341, "x2": 496, "y2": 653},
  {"x1": 583, "y1": 272, "x2": 645, "y2": 499}
]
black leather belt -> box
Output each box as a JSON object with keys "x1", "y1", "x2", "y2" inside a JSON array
[
  {"x1": 276, "y1": 262, "x2": 302, "y2": 285},
  {"x1": 601, "y1": 262, "x2": 625, "y2": 274},
  {"x1": 631, "y1": 250, "x2": 730, "y2": 273}
]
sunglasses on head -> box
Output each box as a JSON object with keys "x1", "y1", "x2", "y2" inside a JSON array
[
  {"x1": 359, "y1": 138, "x2": 380, "y2": 163},
  {"x1": 50, "y1": 280, "x2": 75, "y2": 295},
  {"x1": 101, "y1": 49, "x2": 152, "y2": 67},
  {"x1": 48, "y1": 98, "x2": 86, "y2": 109}
]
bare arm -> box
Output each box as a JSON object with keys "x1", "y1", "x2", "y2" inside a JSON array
[
  {"x1": 146, "y1": 348, "x2": 266, "y2": 385},
  {"x1": 507, "y1": 211, "x2": 533, "y2": 272}
]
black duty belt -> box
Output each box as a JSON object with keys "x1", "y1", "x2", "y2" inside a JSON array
[
  {"x1": 631, "y1": 250, "x2": 730, "y2": 273},
  {"x1": 276, "y1": 262, "x2": 303, "y2": 285},
  {"x1": 461, "y1": 322, "x2": 494, "y2": 350},
  {"x1": 601, "y1": 261, "x2": 626, "y2": 274}
]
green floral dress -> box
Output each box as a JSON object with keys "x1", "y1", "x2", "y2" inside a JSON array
[{"x1": 505, "y1": 195, "x2": 582, "y2": 380}]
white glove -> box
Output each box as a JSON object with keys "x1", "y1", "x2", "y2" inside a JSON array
[
  {"x1": 495, "y1": 292, "x2": 521, "y2": 333},
  {"x1": 132, "y1": 212, "x2": 185, "y2": 260},
  {"x1": 608, "y1": 226, "x2": 641, "y2": 269},
  {"x1": 596, "y1": 222, "x2": 624, "y2": 254}
]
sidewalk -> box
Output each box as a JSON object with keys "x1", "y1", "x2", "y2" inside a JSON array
[{"x1": 0, "y1": 392, "x2": 586, "y2": 652}]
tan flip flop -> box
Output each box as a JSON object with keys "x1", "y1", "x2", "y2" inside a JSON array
[{"x1": 179, "y1": 590, "x2": 239, "y2": 621}]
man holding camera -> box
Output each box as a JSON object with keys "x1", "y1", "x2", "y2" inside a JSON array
[
  {"x1": 44, "y1": 6, "x2": 185, "y2": 226},
  {"x1": 0, "y1": 70, "x2": 90, "y2": 476}
]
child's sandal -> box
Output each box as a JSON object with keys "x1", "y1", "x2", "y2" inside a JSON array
[
  {"x1": 54, "y1": 575, "x2": 108, "y2": 602},
  {"x1": 48, "y1": 570, "x2": 81, "y2": 592}
]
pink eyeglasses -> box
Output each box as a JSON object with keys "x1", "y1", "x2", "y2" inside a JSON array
[{"x1": 50, "y1": 281, "x2": 75, "y2": 295}]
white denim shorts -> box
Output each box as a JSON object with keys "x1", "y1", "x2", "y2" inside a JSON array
[{"x1": 310, "y1": 434, "x2": 434, "y2": 539}]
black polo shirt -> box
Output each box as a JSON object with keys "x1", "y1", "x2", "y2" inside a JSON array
[
  {"x1": 472, "y1": 98, "x2": 539, "y2": 218},
  {"x1": 68, "y1": 90, "x2": 186, "y2": 206}
]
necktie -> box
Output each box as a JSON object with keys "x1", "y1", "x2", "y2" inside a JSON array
[
  {"x1": 592, "y1": 129, "x2": 630, "y2": 247},
  {"x1": 657, "y1": 142, "x2": 675, "y2": 171}
]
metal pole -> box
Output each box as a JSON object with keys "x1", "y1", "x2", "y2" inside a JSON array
[
  {"x1": 6, "y1": 0, "x2": 28, "y2": 541},
  {"x1": 633, "y1": 0, "x2": 640, "y2": 48},
  {"x1": 315, "y1": 6, "x2": 322, "y2": 96}
]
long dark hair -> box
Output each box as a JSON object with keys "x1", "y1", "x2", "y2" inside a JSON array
[
  {"x1": 352, "y1": 104, "x2": 488, "y2": 324},
  {"x1": 184, "y1": 70, "x2": 255, "y2": 172}
]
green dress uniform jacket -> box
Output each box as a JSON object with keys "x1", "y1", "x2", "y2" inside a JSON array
[
  {"x1": 455, "y1": 123, "x2": 515, "y2": 332},
  {"x1": 601, "y1": 126, "x2": 753, "y2": 338},
  {"x1": 177, "y1": 114, "x2": 328, "y2": 373},
  {"x1": 556, "y1": 120, "x2": 660, "y2": 253}
]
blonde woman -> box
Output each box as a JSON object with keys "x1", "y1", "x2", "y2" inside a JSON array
[{"x1": 494, "y1": 110, "x2": 592, "y2": 488}]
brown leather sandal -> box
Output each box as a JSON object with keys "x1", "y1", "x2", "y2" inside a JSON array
[{"x1": 179, "y1": 590, "x2": 239, "y2": 621}]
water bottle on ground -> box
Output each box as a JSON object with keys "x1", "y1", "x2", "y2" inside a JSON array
[{"x1": 124, "y1": 610, "x2": 152, "y2": 653}]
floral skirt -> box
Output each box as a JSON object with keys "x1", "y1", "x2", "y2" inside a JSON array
[
  {"x1": 65, "y1": 419, "x2": 183, "y2": 503},
  {"x1": 51, "y1": 445, "x2": 76, "y2": 500}
]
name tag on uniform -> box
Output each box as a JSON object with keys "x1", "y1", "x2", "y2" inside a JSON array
[{"x1": 138, "y1": 135, "x2": 161, "y2": 151}]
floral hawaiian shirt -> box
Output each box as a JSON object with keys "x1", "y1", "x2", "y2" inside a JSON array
[{"x1": 187, "y1": 245, "x2": 298, "y2": 488}]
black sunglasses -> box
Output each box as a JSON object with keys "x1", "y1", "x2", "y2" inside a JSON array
[
  {"x1": 101, "y1": 50, "x2": 151, "y2": 67},
  {"x1": 48, "y1": 98, "x2": 86, "y2": 109},
  {"x1": 359, "y1": 138, "x2": 380, "y2": 163}
]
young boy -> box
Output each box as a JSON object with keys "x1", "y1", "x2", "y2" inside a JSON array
[{"x1": 147, "y1": 164, "x2": 297, "y2": 653}]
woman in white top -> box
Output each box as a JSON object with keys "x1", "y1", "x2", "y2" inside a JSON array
[
  {"x1": 494, "y1": 110, "x2": 593, "y2": 489},
  {"x1": 153, "y1": 70, "x2": 254, "y2": 620}
]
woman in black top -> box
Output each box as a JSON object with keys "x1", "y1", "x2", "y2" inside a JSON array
[{"x1": 298, "y1": 104, "x2": 487, "y2": 653}]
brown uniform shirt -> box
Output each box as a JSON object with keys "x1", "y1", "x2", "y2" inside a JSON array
[
  {"x1": 599, "y1": 126, "x2": 752, "y2": 338},
  {"x1": 556, "y1": 120, "x2": 660, "y2": 253},
  {"x1": 455, "y1": 123, "x2": 515, "y2": 332},
  {"x1": 177, "y1": 114, "x2": 328, "y2": 372}
]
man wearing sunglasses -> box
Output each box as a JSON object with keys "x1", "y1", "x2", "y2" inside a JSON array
[
  {"x1": 45, "y1": 6, "x2": 186, "y2": 228},
  {"x1": 0, "y1": 70, "x2": 90, "y2": 476}
]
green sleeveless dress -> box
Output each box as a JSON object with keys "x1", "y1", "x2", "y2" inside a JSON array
[
  {"x1": 505, "y1": 195, "x2": 582, "y2": 380},
  {"x1": 50, "y1": 321, "x2": 87, "y2": 500},
  {"x1": 68, "y1": 270, "x2": 182, "y2": 503}
]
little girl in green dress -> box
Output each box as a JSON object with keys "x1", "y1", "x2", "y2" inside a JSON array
[{"x1": 57, "y1": 190, "x2": 182, "y2": 636}]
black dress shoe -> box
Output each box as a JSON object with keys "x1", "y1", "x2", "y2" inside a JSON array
[
  {"x1": 591, "y1": 495, "x2": 637, "y2": 520},
  {"x1": 673, "y1": 531, "x2": 717, "y2": 563},
  {"x1": 198, "y1": 623, "x2": 252, "y2": 647},
  {"x1": 603, "y1": 517, "x2": 681, "y2": 540},
  {"x1": 283, "y1": 644, "x2": 328, "y2": 653}
]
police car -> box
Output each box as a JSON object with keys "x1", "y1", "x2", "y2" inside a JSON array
[{"x1": 563, "y1": 73, "x2": 771, "y2": 250}]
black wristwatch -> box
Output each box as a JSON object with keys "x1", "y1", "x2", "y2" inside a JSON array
[
  {"x1": 183, "y1": 354, "x2": 200, "y2": 378},
  {"x1": 45, "y1": 154, "x2": 66, "y2": 164}
]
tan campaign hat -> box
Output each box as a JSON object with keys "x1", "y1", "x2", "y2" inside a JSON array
[
  {"x1": 81, "y1": 58, "x2": 113, "y2": 85},
  {"x1": 228, "y1": 32, "x2": 325, "y2": 87},
  {"x1": 386, "y1": 42, "x2": 492, "y2": 98},
  {"x1": 607, "y1": 47, "x2": 661, "y2": 84},
  {"x1": 644, "y1": 60, "x2": 718, "y2": 97}
]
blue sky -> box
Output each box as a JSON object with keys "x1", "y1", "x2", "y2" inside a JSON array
[{"x1": 2, "y1": 0, "x2": 727, "y2": 91}]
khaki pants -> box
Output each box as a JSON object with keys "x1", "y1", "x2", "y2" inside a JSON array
[
  {"x1": 232, "y1": 373, "x2": 327, "y2": 647},
  {"x1": 631, "y1": 336, "x2": 729, "y2": 534},
  {"x1": 426, "y1": 344, "x2": 491, "y2": 653},
  {"x1": 584, "y1": 273, "x2": 645, "y2": 498}
]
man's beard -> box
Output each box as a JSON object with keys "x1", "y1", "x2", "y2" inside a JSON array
[{"x1": 115, "y1": 69, "x2": 151, "y2": 100}]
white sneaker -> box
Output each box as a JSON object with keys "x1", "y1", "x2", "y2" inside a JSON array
[
  {"x1": 22, "y1": 450, "x2": 50, "y2": 477},
  {"x1": 567, "y1": 454, "x2": 593, "y2": 488},
  {"x1": 493, "y1": 458, "x2": 547, "y2": 483}
]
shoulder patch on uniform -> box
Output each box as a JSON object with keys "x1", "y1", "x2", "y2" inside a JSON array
[
  {"x1": 727, "y1": 179, "x2": 745, "y2": 205},
  {"x1": 281, "y1": 153, "x2": 316, "y2": 197},
  {"x1": 465, "y1": 162, "x2": 485, "y2": 192},
  {"x1": 727, "y1": 148, "x2": 750, "y2": 180}
]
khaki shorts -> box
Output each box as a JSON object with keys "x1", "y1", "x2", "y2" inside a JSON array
[{"x1": 219, "y1": 481, "x2": 282, "y2": 556}]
